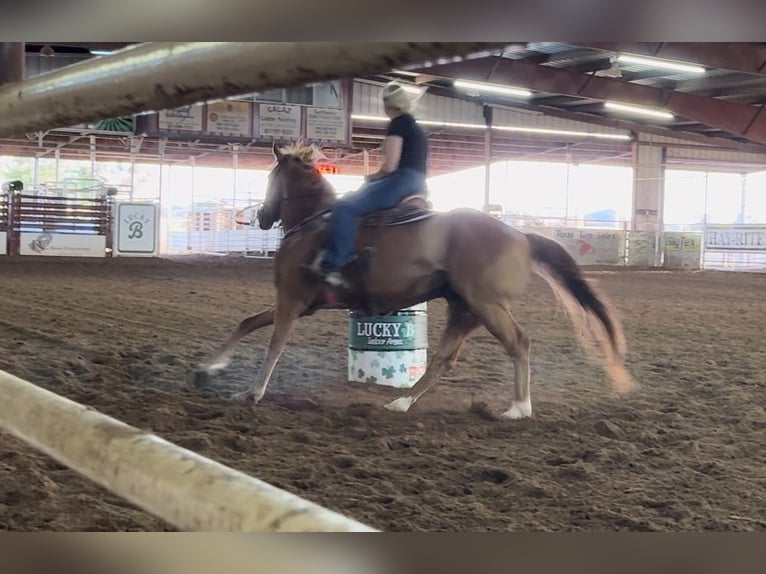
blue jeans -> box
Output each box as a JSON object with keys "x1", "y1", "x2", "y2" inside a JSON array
[{"x1": 322, "y1": 168, "x2": 425, "y2": 270}]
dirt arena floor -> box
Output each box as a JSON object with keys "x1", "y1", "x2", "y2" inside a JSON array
[{"x1": 0, "y1": 255, "x2": 764, "y2": 531}]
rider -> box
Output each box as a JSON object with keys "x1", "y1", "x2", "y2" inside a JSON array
[{"x1": 313, "y1": 81, "x2": 428, "y2": 288}]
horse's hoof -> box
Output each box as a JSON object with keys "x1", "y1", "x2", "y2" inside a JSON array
[
  {"x1": 500, "y1": 399, "x2": 532, "y2": 420},
  {"x1": 384, "y1": 396, "x2": 413, "y2": 413},
  {"x1": 231, "y1": 390, "x2": 258, "y2": 403},
  {"x1": 192, "y1": 369, "x2": 210, "y2": 389}
]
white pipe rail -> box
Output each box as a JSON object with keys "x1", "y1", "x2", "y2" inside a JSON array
[
  {"x1": 0, "y1": 42, "x2": 507, "y2": 138},
  {"x1": 0, "y1": 369, "x2": 376, "y2": 531}
]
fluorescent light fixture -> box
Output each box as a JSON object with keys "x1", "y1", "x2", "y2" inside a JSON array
[
  {"x1": 351, "y1": 114, "x2": 631, "y2": 140},
  {"x1": 418, "y1": 119, "x2": 486, "y2": 129},
  {"x1": 453, "y1": 79, "x2": 533, "y2": 98},
  {"x1": 493, "y1": 125, "x2": 631, "y2": 140},
  {"x1": 605, "y1": 101, "x2": 675, "y2": 120},
  {"x1": 351, "y1": 114, "x2": 390, "y2": 123},
  {"x1": 90, "y1": 49, "x2": 114, "y2": 56},
  {"x1": 616, "y1": 53, "x2": 706, "y2": 75}
]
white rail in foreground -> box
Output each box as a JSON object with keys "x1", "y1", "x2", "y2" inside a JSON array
[{"x1": 0, "y1": 369, "x2": 376, "y2": 531}]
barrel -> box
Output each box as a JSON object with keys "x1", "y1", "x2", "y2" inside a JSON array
[{"x1": 347, "y1": 303, "x2": 428, "y2": 388}]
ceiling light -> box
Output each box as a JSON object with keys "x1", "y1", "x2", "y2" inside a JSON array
[
  {"x1": 350, "y1": 114, "x2": 390, "y2": 123},
  {"x1": 605, "y1": 101, "x2": 675, "y2": 120},
  {"x1": 453, "y1": 79, "x2": 533, "y2": 98},
  {"x1": 351, "y1": 114, "x2": 631, "y2": 140},
  {"x1": 90, "y1": 49, "x2": 114, "y2": 56},
  {"x1": 493, "y1": 125, "x2": 632, "y2": 140},
  {"x1": 616, "y1": 54, "x2": 706, "y2": 75}
]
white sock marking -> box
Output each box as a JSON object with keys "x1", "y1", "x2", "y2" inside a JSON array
[
  {"x1": 384, "y1": 396, "x2": 414, "y2": 413},
  {"x1": 501, "y1": 398, "x2": 532, "y2": 420}
]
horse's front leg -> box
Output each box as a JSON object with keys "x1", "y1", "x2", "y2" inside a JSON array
[
  {"x1": 232, "y1": 298, "x2": 305, "y2": 404},
  {"x1": 202, "y1": 308, "x2": 276, "y2": 375}
]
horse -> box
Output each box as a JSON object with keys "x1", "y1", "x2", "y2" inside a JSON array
[{"x1": 199, "y1": 142, "x2": 635, "y2": 419}]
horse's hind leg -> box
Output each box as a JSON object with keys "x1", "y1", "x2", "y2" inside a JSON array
[
  {"x1": 202, "y1": 308, "x2": 276, "y2": 374},
  {"x1": 385, "y1": 302, "x2": 480, "y2": 413},
  {"x1": 471, "y1": 302, "x2": 532, "y2": 419}
]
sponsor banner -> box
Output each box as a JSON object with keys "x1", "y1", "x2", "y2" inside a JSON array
[
  {"x1": 158, "y1": 104, "x2": 204, "y2": 132},
  {"x1": 115, "y1": 202, "x2": 159, "y2": 257},
  {"x1": 0, "y1": 231, "x2": 6, "y2": 255},
  {"x1": 628, "y1": 231, "x2": 658, "y2": 267},
  {"x1": 257, "y1": 103, "x2": 301, "y2": 139},
  {"x1": 349, "y1": 314, "x2": 428, "y2": 352},
  {"x1": 306, "y1": 107, "x2": 347, "y2": 142},
  {"x1": 705, "y1": 225, "x2": 766, "y2": 251},
  {"x1": 206, "y1": 100, "x2": 252, "y2": 138},
  {"x1": 663, "y1": 232, "x2": 702, "y2": 270},
  {"x1": 552, "y1": 228, "x2": 625, "y2": 265},
  {"x1": 20, "y1": 233, "x2": 105, "y2": 257}
]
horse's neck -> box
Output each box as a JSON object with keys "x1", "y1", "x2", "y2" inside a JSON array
[{"x1": 281, "y1": 184, "x2": 335, "y2": 230}]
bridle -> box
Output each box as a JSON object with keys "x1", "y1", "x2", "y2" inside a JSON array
[{"x1": 257, "y1": 162, "x2": 333, "y2": 231}]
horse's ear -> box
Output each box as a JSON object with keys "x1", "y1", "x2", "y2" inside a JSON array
[{"x1": 272, "y1": 142, "x2": 283, "y2": 161}]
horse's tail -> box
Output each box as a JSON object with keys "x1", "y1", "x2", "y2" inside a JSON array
[{"x1": 525, "y1": 232, "x2": 635, "y2": 395}]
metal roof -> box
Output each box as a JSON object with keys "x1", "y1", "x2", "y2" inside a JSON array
[{"x1": 6, "y1": 42, "x2": 766, "y2": 175}]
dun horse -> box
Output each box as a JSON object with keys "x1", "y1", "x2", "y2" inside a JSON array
[{"x1": 200, "y1": 143, "x2": 635, "y2": 419}]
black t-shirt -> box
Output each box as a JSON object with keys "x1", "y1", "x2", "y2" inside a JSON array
[{"x1": 387, "y1": 113, "x2": 428, "y2": 174}]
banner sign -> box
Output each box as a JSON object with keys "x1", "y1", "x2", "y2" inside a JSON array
[
  {"x1": 552, "y1": 228, "x2": 625, "y2": 265},
  {"x1": 628, "y1": 232, "x2": 658, "y2": 267},
  {"x1": 705, "y1": 225, "x2": 766, "y2": 251},
  {"x1": 19, "y1": 233, "x2": 106, "y2": 257},
  {"x1": 158, "y1": 104, "x2": 204, "y2": 132},
  {"x1": 115, "y1": 202, "x2": 160, "y2": 257},
  {"x1": 257, "y1": 103, "x2": 302, "y2": 140},
  {"x1": 663, "y1": 232, "x2": 702, "y2": 270},
  {"x1": 306, "y1": 107, "x2": 347, "y2": 142},
  {"x1": 207, "y1": 100, "x2": 252, "y2": 138}
]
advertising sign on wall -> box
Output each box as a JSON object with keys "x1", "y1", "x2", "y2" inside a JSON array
[
  {"x1": 206, "y1": 100, "x2": 252, "y2": 138},
  {"x1": 663, "y1": 232, "x2": 702, "y2": 270},
  {"x1": 306, "y1": 107, "x2": 347, "y2": 142},
  {"x1": 115, "y1": 202, "x2": 160, "y2": 257},
  {"x1": 628, "y1": 232, "x2": 658, "y2": 267},
  {"x1": 257, "y1": 103, "x2": 301, "y2": 139},
  {"x1": 19, "y1": 233, "x2": 106, "y2": 257},
  {"x1": 705, "y1": 225, "x2": 766, "y2": 251},
  {"x1": 158, "y1": 104, "x2": 204, "y2": 132},
  {"x1": 552, "y1": 228, "x2": 625, "y2": 265}
]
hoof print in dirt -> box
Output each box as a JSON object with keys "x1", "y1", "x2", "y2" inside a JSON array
[
  {"x1": 191, "y1": 369, "x2": 211, "y2": 389},
  {"x1": 468, "y1": 401, "x2": 500, "y2": 421}
]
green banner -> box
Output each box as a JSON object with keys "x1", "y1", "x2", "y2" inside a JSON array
[{"x1": 349, "y1": 315, "x2": 428, "y2": 351}]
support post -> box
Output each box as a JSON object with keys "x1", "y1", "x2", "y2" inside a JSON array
[
  {"x1": 0, "y1": 42, "x2": 24, "y2": 85},
  {"x1": 482, "y1": 105, "x2": 493, "y2": 212},
  {"x1": 631, "y1": 137, "x2": 666, "y2": 266}
]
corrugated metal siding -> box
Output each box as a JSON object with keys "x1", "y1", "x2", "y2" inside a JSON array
[
  {"x1": 352, "y1": 80, "x2": 628, "y2": 136},
  {"x1": 492, "y1": 107, "x2": 626, "y2": 136},
  {"x1": 665, "y1": 146, "x2": 766, "y2": 168}
]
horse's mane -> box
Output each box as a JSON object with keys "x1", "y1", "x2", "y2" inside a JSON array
[
  {"x1": 276, "y1": 143, "x2": 337, "y2": 198},
  {"x1": 278, "y1": 143, "x2": 326, "y2": 166}
]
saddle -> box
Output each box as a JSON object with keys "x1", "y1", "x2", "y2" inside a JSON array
[
  {"x1": 360, "y1": 193, "x2": 433, "y2": 227},
  {"x1": 301, "y1": 192, "x2": 435, "y2": 314}
]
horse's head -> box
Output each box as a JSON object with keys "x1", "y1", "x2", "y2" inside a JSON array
[{"x1": 257, "y1": 142, "x2": 334, "y2": 231}]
